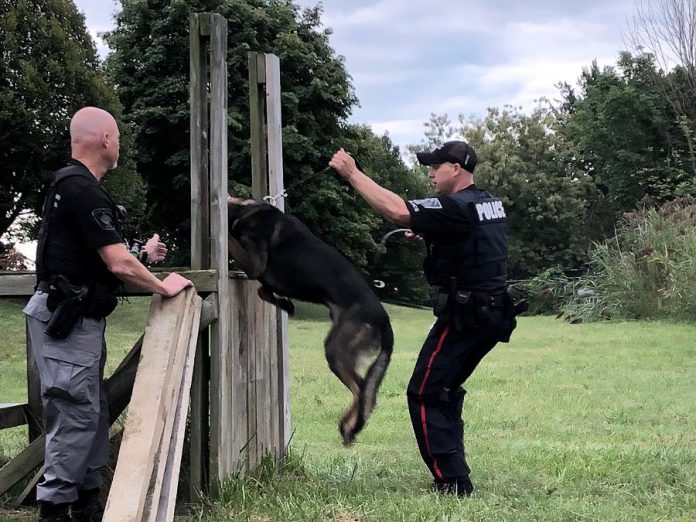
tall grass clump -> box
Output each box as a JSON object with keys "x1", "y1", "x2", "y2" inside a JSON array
[{"x1": 563, "y1": 196, "x2": 696, "y2": 321}]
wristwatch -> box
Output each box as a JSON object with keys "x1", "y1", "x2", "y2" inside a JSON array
[{"x1": 139, "y1": 249, "x2": 149, "y2": 264}]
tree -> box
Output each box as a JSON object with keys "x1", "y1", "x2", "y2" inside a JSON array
[
  {"x1": 0, "y1": 0, "x2": 145, "y2": 242},
  {"x1": 626, "y1": 0, "x2": 696, "y2": 174},
  {"x1": 104, "y1": 0, "x2": 364, "y2": 262},
  {"x1": 559, "y1": 53, "x2": 696, "y2": 232},
  {"x1": 411, "y1": 106, "x2": 593, "y2": 279}
]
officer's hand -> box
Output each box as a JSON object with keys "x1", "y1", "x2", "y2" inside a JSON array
[
  {"x1": 145, "y1": 233, "x2": 168, "y2": 263},
  {"x1": 404, "y1": 230, "x2": 423, "y2": 241},
  {"x1": 329, "y1": 148, "x2": 358, "y2": 179},
  {"x1": 160, "y1": 273, "x2": 193, "y2": 297}
]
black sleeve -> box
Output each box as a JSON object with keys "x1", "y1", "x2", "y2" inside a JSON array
[
  {"x1": 58, "y1": 179, "x2": 124, "y2": 250},
  {"x1": 405, "y1": 196, "x2": 471, "y2": 243}
]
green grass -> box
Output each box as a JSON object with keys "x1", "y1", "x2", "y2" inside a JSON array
[{"x1": 1, "y1": 299, "x2": 695, "y2": 521}]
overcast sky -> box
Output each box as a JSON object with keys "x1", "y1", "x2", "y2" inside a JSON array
[{"x1": 75, "y1": 0, "x2": 639, "y2": 150}]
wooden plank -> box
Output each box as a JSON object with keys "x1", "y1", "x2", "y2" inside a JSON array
[
  {"x1": 249, "y1": 52, "x2": 268, "y2": 199},
  {"x1": 25, "y1": 320, "x2": 43, "y2": 440},
  {"x1": 190, "y1": 13, "x2": 210, "y2": 271},
  {"x1": 189, "y1": 13, "x2": 210, "y2": 498},
  {"x1": 145, "y1": 294, "x2": 201, "y2": 521},
  {"x1": 228, "y1": 279, "x2": 248, "y2": 472},
  {"x1": 245, "y1": 282, "x2": 258, "y2": 468},
  {"x1": 0, "y1": 434, "x2": 44, "y2": 497},
  {"x1": 264, "y1": 53, "x2": 291, "y2": 453},
  {"x1": 14, "y1": 464, "x2": 42, "y2": 506},
  {"x1": 155, "y1": 297, "x2": 202, "y2": 522},
  {"x1": 189, "y1": 293, "x2": 217, "y2": 500},
  {"x1": 207, "y1": 12, "x2": 231, "y2": 481},
  {"x1": 0, "y1": 404, "x2": 26, "y2": 430},
  {"x1": 0, "y1": 273, "x2": 34, "y2": 296},
  {"x1": 103, "y1": 289, "x2": 194, "y2": 522},
  {"x1": 145, "y1": 296, "x2": 201, "y2": 521},
  {"x1": 0, "y1": 270, "x2": 218, "y2": 296}
]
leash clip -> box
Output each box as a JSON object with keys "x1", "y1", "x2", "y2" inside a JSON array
[{"x1": 262, "y1": 190, "x2": 288, "y2": 206}]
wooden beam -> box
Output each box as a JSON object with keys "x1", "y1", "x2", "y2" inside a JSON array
[
  {"x1": 0, "y1": 404, "x2": 26, "y2": 430},
  {"x1": 207, "y1": 12, "x2": 231, "y2": 482},
  {"x1": 0, "y1": 270, "x2": 219, "y2": 297},
  {"x1": 249, "y1": 52, "x2": 268, "y2": 199},
  {"x1": 264, "y1": 53, "x2": 291, "y2": 453}
]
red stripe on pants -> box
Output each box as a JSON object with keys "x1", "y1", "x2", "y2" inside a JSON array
[{"x1": 417, "y1": 323, "x2": 451, "y2": 481}]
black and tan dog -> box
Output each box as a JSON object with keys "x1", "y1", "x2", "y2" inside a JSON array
[{"x1": 227, "y1": 196, "x2": 393, "y2": 444}]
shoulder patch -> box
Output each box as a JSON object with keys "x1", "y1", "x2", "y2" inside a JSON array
[
  {"x1": 408, "y1": 198, "x2": 443, "y2": 212},
  {"x1": 92, "y1": 208, "x2": 116, "y2": 230}
]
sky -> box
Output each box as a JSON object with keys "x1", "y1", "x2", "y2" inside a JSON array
[{"x1": 77, "y1": 0, "x2": 639, "y2": 149}]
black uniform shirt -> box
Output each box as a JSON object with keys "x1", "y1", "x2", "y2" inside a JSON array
[
  {"x1": 41, "y1": 159, "x2": 123, "y2": 286},
  {"x1": 405, "y1": 186, "x2": 475, "y2": 245}
]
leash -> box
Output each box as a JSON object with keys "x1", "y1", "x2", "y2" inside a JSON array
[
  {"x1": 262, "y1": 152, "x2": 363, "y2": 206},
  {"x1": 371, "y1": 228, "x2": 411, "y2": 289},
  {"x1": 262, "y1": 166, "x2": 332, "y2": 205}
]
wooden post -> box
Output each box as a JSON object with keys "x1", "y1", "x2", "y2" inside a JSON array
[
  {"x1": 25, "y1": 321, "x2": 42, "y2": 441},
  {"x1": 248, "y1": 53, "x2": 290, "y2": 459},
  {"x1": 206, "y1": 13, "x2": 231, "y2": 480},
  {"x1": 188, "y1": 12, "x2": 210, "y2": 499}
]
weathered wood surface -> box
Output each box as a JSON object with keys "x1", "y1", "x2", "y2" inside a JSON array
[
  {"x1": 103, "y1": 287, "x2": 201, "y2": 522},
  {"x1": 206, "y1": 12, "x2": 231, "y2": 482},
  {"x1": 0, "y1": 270, "x2": 219, "y2": 296}
]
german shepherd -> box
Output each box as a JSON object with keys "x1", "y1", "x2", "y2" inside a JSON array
[{"x1": 227, "y1": 196, "x2": 393, "y2": 444}]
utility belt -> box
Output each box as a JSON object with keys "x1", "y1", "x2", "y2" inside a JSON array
[
  {"x1": 430, "y1": 278, "x2": 528, "y2": 342},
  {"x1": 37, "y1": 275, "x2": 118, "y2": 339}
]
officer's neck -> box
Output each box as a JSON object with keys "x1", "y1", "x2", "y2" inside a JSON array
[{"x1": 71, "y1": 155, "x2": 107, "y2": 181}]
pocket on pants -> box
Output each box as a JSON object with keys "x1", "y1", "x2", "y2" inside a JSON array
[
  {"x1": 23, "y1": 292, "x2": 53, "y2": 323},
  {"x1": 41, "y1": 319, "x2": 103, "y2": 404}
]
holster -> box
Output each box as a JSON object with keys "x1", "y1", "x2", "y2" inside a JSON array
[
  {"x1": 44, "y1": 276, "x2": 118, "y2": 339},
  {"x1": 45, "y1": 275, "x2": 89, "y2": 339}
]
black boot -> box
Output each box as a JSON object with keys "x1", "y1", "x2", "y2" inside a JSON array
[
  {"x1": 432, "y1": 475, "x2": 475, "y2": 497},
  {"x1": 38, "y1": 501, "x2": 71, "y2": 522},
  {"x1": 70, "y1": 489, "x2": 103, "y2": 522}
]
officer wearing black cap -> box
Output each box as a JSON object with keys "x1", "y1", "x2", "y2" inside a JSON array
[
  {"x1": 330, "y1": 141, "x2": 517, "y2": 497},
  {"x1": 23, "y1": 107, "x2": 193, "y2": 521}
]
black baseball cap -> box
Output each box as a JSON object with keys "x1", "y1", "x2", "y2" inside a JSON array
[{"x1": 416, "y1": 140, "x2": 477, "y2": 172}]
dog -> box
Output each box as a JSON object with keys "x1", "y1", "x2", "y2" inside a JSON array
[{"x1": 227, "y1": 196, "x2": 393, "y2": 444}]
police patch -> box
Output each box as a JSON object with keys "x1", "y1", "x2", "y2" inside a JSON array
[
  {"x1": 92, "y1": 208, "x2": 116, "y2": 230},
  {"x1": 408, "y1": 198, "x2": 443, "y2": 212},
  {"x1": 474, "y1": 200, "x2": 506, "y2": 222}
]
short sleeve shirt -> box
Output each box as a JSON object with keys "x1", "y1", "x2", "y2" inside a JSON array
[
  {"x1": 41, "y1": 160, "x2": 123, "y2": 285},
  {"x1": 405, "y1": 186, "x2": 475, "y2": 244}
]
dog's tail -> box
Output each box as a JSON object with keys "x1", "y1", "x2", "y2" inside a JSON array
[{"x1": 353, "y1": 318, "x2": 394, "y2": 438}]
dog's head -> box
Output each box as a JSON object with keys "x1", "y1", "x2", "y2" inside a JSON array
[{"x1": 227, "y1": 195, "x2": 258, "y2": 224}]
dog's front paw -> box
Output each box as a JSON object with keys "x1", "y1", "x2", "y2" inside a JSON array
[{"x1": 277, "y1": 297, "x2": 295, "y2": 315}]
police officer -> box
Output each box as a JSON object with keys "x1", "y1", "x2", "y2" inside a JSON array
[
  {"x1": 23, "y1": 107, "x2": 192, "y2": 521},
  {"x1": 330, "y1": 141, "x2": 516, "y2": 497}
]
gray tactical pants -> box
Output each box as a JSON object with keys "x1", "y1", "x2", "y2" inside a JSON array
[{"x1": 23, "y1": 291, "x2": 109, "y2": 505}]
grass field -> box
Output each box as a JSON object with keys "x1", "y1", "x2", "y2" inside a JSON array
[{"x1": 1, "y1": 297, "x2": 695, "y2": 521}]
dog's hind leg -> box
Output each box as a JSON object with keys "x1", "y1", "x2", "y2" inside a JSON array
[
  {"x1": 257, "y1": 286, "x2": 295, "y2": 315},
  {"x1": 324, "y1": 318, "x2": 375, "y2": 445}
]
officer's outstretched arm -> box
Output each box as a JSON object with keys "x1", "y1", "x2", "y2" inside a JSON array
[{"x1": 98, "y1": 243, "x2": 192, "y2": 297}]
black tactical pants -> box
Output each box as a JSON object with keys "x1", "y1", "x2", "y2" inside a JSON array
[{"x1": 406, "y1": 311, "x2": 503, "y2": 484}]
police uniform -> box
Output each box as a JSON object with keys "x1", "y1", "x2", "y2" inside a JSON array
[
  {"x1": 23, "y1": 159, "x2": 123, "y2": 508},
  {"x1": 404, "y1": 184, "x2": 513, "y2": 494}
]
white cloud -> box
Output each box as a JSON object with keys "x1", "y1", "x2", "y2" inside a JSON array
[{"x1": 73, "y1": 0, "x2": 641, "y2": 148}]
